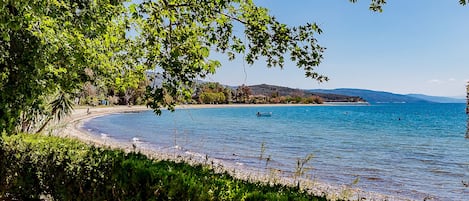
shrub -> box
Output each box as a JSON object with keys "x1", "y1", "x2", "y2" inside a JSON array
[{"x1": 0, "y1": 134, "x2": 328, "y2": 201}]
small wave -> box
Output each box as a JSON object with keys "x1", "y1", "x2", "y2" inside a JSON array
[
  {"x1": 185, "y1": 151, "x2": 204, "y2": 158},
  {"x1": 172, "y1": 145, "x2": 183, "y2": 150},
  {"x1": 100, "y1": 133, "x2": 109, "y2": 139},
  {"x1": 356, "y1": 167, "x2": 383, "y2": 172}
]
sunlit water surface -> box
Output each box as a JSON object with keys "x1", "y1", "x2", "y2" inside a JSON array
[{"x1": 84, "y1": 103, "x2": 469, "y2": 200}]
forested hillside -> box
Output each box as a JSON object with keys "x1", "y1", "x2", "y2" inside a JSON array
[{"x1": 249, "y1": 84, "x2": 365, "y2": 103}]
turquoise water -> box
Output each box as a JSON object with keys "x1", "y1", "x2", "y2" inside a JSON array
[{"x1": 84, "y1": 103, "x2": 469, "y2": 200}]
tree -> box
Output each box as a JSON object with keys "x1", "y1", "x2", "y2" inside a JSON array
[
  {"x1": 126, "y1": 0, "x2": 468, "y2": 113},
  {"x1": 199, "y1": 92, "x2": 225, "y2": 104},
  {"x1": 223, "y1": 87, "x2": 233, "y2": 103},
  {"x1": 194, "y1": 82, "x2": 230, "y2": 104},
  {"x1": 133, "y1": 0, "x2": 327, "y2": 113},
  {"x1": 349, "y1": 0, "x2": 467, "y2": 12},
  {"x1": 1, "y1": 0, "x2": 466, "y2": 134},
  {"x1": 0, "y1": 0, "x2": 129, "y2": 134},
  {"x1": 235, "y1": 85, "x2": 252, "y2": 103}
]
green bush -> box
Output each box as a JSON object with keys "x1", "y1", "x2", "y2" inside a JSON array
[{"x1": 0, "y1": 134, "x2": 328, "y2": 201}]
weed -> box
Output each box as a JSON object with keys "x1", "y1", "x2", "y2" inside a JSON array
[
  {"x1": 259, "y1": 141, "x2": 266, "y2": 160},
  {"x1": 265, "y1": 155, "x2": 271, "y2": 167},
  {"x1": 294, "y1": 153, "x2": 315, "y2": 189},
  {"x1": 339, "y1": 176, "x2": 360, "y2": 200},
  {"x1": 1, "y1": 133, "x2": 328, "y2": 201},
  {"x1": 268, "y1": 168, "x2": 282, "y2": 185}
]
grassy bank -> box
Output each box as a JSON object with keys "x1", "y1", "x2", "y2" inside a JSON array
[{"x1": 0, "y1": 133, "x2": 328, "y2": 201}]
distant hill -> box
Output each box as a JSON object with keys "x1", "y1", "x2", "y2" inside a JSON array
[
  {"x1": 406, "y1": 94, "x2": 465, "y2": 103},
  {"x1": 308, "y1": 88, "x2": 430, "y2": 103},
  {"x1": 249, "y1": 84, "x2": 365, "y2": 102},
  {"x1": 198, "y1": 81, "x2": 465, "y2": 104}
]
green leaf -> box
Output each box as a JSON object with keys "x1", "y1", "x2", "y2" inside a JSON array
[
  {"x1": 2, "y1": 32, "x2": 10, "y2": 42},
  {"x1": 129, "y1": 3, "x2": 137, "y2": 14}
]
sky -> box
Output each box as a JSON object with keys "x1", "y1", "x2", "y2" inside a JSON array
[{"x1": 204, "y1": 0, "x2": 469, "y2": 97}]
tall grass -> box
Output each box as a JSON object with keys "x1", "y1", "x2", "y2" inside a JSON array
[
  {"x1": 294, "y1": 153, "x2": 315, "y2": 189},
  {"x1": 0, "y1": 133, "x2": 328, "y2": 201}
]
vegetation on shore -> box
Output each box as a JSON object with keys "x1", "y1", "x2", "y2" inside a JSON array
[
  {"x1": 193, "y1": 82, "x2": 326, "y2": 104},
  {"x1": 1, "y1": 0, "x2": 464, "y2": 133},
  {"x1": 0, "y1": 133, "x2": 328, "y2": 201},
  {"x1": 1, "y1": 0, "x2": 329, "y2": 134},
  {"x1": 75, "y1": 81, "x2": 368, "y2": 106},
  {"x1": 1, "y1": 0, "x2": 466, "y2": 200}
]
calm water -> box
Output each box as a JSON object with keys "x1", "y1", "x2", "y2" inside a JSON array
[{"x1": 84, "y1": 103, "x2": 469, "y2": 200}]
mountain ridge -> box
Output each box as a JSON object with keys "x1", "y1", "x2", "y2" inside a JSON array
[
  {"x1": 199, "y1": 80, "x2": 464, "y2": 104},
  {"x1": 406, "y1": 93, "x2": 465, "y2": 103},
  {"x1": 308, "y1": 88, "x2": 464, "y2": 103},
  {"x1": 248, "y1": 84, "x2": 365, "y2": 102}
]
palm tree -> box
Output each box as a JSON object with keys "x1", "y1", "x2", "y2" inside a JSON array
[{"x1": 36, "y1": 92, "x2": 74, "y2": 133}]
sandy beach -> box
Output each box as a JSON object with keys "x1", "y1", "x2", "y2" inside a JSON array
[{"x1": 52, "y1": 104, "x2": 406, "y2": 201}]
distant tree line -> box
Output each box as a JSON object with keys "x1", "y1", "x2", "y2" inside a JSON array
[
  {"x1": 75, "y1": 68, "x2": 149, "y2": 107},
  {"x1": 192, "y1": 82, "x2": 324, "y2": 104}
]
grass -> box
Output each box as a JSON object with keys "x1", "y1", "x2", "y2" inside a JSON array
[{"x1": 0, "y1": 133, "x2": 329, "y2": 201}]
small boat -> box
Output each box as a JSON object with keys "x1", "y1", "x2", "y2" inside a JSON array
[{"x1": 256, "y1": 112, "x2": 272, "y2": 117}]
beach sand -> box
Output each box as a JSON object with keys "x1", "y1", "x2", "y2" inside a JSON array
[{"x1": 51, "y1": 104, "x2": 406, "y2": 201}]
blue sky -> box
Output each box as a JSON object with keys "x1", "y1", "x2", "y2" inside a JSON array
[{"x1": 205, "y1": 1, "x2": 469, "y2": 97}]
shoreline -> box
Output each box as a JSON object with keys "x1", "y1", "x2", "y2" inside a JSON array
[
  {"x1": 53, "y1": 104, "x2": 406, "y2": 201},
  {"x1": 174, "y1": 102, "x2": 369, "y2": 109}
]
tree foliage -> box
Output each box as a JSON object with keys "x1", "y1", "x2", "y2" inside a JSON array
[
  {"x1": 136, "y1": 0, "x2": 327, "y2": 114},
  {"x1": 0, "y1": 0, "x2": 466, "y2": 133},
  {"x1": 1, "y1": 0, "x2": 329, "y2": 132},
  {"x1": 195, "y1": 82, "x2": 231, "y2": 104},
  {"x1": 350, "y1": 0, "x2": 467, "y2": 12},
  {"x1": 0, "y1": 0, "x2": 128, "y2": 134}
]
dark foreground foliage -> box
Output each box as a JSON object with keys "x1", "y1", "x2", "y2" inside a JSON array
[{"x1": 0, "y1": 134, "x2": 327, "y2": 201}]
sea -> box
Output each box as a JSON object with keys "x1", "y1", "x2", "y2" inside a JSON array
[{"x1": 83, "y1": 103, "x2": 469, "y2": 200}]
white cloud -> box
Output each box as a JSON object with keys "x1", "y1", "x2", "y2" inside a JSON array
[
  {"x1": 427, "y1": 78, "x2": 458, "y2": 84},
  {"x1": 428, "y1": 79, "x2": 442, "y2": 84}
]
